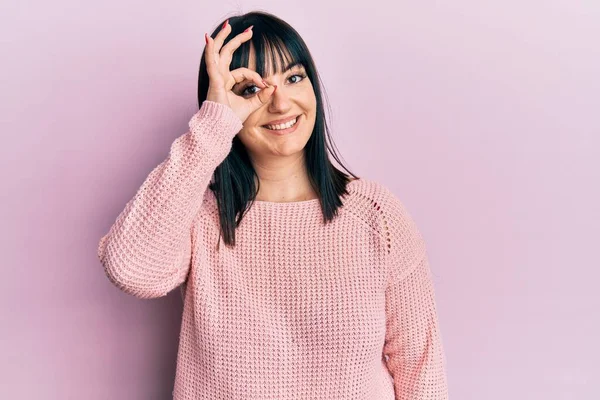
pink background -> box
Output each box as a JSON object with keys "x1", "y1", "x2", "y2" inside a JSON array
[{"x1": 2, "y1": 0, "x2": 599, "y2": 398}]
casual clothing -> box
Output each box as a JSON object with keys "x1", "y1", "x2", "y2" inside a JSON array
[{"x1": 97, "y1": 100, "x2": 448, "y2": 399}]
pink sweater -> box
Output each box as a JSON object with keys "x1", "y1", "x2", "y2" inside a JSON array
[{"x1": 97, "y1": 100, "x2": 448, "y2": 399}]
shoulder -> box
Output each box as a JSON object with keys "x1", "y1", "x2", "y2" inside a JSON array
[
  {"x1": 346, "y1": 178, "x2": 427, "y2": 281},
  {"x1": 345, "y1": 177, "x2": 417, "y2": 228}
]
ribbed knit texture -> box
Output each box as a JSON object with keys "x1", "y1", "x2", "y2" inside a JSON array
[{"x1": 97, "y1": 100, "x2": 449, "y2": 399}]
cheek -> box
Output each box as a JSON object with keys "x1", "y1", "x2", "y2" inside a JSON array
[
  {"x1": 242, "y1": 111, "x2": 261, "y2": 128},
  {"x1": 307, "y1": 94, "x2": 317, "y2": 115},
  {"x1": 238, "y1": 114, "x2": 263, "y2": 136},
  {"x1": 237, "y1": 128, "x2": 265, "y2": 149}
]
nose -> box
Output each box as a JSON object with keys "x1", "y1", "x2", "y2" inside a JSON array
[{"x1": 267, "y1": 84, "x2": 292, "y2": 114}]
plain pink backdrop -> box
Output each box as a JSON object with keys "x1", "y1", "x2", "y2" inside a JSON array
[{"x1": 2, "y1": 0, "x2": 599, "y2": 398}]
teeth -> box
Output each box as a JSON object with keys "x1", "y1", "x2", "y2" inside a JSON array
[{"x1": 265, "y1": 117, "x2": 297, "y2": 130}]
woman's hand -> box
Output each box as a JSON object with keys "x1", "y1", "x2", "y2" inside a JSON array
[{"x1": 204, "y1": 23, "x2": 276, "y2": 123}]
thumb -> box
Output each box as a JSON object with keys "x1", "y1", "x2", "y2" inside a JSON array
[{"x1": 252, "y1": 84, "x2": 277, "y2": 108}]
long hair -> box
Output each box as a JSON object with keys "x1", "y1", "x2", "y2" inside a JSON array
[{"x1": 197, "y1": 10, "x2": 359, "y2": 247}]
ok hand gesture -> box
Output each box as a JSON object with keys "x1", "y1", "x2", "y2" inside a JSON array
[{"x1": 204, "y1": 22, "x2": 276, "y2": 123}]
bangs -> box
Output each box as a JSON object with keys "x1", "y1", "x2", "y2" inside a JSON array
[{"x1": 229, "y1": 30, "x2": 308, "y2": 77}]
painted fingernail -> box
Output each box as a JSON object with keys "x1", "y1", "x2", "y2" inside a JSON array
[
  {"x1": 221, "y1": 19, "x2": 228, "y2": 29},
  {"x1": 205, "y1": 33, "x2": 208, "y2": 44},
  {"x1": 244, "y1": 25, "x2": 254, "y2": 33}
]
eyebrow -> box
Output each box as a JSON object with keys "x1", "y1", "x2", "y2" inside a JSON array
[{"x1": 283, "y1": 61, "x2": 304, "y2": 72}]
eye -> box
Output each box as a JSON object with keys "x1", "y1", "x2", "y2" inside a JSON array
[
  {"x1": 288, "y1": 73, "x2": 306, "y2": 84},
  {"x1": 241, "y1": 84, "x2": 260, "y2": 97},
  {"x1": 239, "y1": 72, "x2": 307, "y2": 97}
]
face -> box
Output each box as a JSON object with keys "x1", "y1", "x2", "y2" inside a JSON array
[{"x1": 232, "y1": 44, "x2": 317, "y2": 160}]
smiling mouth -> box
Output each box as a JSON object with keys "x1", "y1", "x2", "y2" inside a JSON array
[{"x1": 261, "y1": 115, "x2": 301, "y2": 131}]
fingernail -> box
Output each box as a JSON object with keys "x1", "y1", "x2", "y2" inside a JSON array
[
  {"x1": 205, "y1": 33, "x2": 208, "y2": 44},
  {"x1": 244, "y1": 25, "x2": 254, "y2": 33},
  {"x1": 262, "y1": 80, "x2": 269, "y2": 87},
  {"x1": 221, "y1": 19, "x2": 228, "y2": 30}
]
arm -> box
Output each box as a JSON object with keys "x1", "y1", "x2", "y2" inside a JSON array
[
  {"x1": 380, "y1": 193, "x2": 449, "y2": 399},
  {"x1": 97, "y1": 101, "x2": 243, "y2": 299}
]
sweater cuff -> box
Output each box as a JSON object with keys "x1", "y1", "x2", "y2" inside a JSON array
[{"x1": 189, "y1": 100, "x2": 244, "y2": 138}]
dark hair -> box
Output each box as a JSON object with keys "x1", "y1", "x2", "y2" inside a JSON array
[{"x1": 197, "y1": 10, "x2": 359, "y2": 247}]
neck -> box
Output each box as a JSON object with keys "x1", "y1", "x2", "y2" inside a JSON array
[{"x1": 251, "y1": 154, "x2": 317, "y2": 202}]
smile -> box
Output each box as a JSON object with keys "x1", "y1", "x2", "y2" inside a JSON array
[{"x1": 262, "y1": 115, "x2": 301, "y2": 135}]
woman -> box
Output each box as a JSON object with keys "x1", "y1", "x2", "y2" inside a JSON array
[{"x1": 98, "y1": 10, "x2": 448, "y2": 400}]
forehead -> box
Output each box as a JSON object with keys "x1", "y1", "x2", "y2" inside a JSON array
[{"x1": 244, "y1": 40, "x2": 300, "y2": 77}]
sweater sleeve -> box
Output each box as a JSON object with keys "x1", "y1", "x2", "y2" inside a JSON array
[
  {"x1": 380, "y1": 191, "x2": 449, "y2": 399},
  {"x1": 97, "y1": 101, "x2": 243, "y2": 299}
]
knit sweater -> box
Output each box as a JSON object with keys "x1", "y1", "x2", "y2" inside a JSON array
[{"x1": 97, "y1": 100, "x2": 448, "y2": 400}]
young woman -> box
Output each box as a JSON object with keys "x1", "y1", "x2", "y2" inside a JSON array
[{"x1": 98, "y1": 10, "x2": 449, "y2": 400}]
